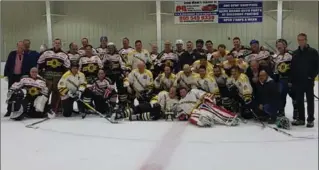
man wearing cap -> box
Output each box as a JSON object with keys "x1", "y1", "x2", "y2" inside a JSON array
[
  {"x1": 174, "y1": 39, "x2": 185, "y2": 59},
  {"x1": 96, "y1": 36, "x2": 109, "y2": 60}
]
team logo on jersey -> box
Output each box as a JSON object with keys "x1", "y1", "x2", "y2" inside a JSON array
[
  {"x1": 47, "y1": 59, "x2": 62, "y2": 68},
  {"x1": 28, "y1": 87, "x2": 39, "y2": 96},
  {"x1": 84, "y1": 64, "x2": 98, "y2": 73},
  {"x1": 277, "y1": 62, "x2": 289, "y2": 73}
]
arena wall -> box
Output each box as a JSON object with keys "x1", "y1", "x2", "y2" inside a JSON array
[{"x1": 1, "y1": 1, "x2": 318, "y2": 61}]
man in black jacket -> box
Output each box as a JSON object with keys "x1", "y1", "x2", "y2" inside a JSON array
[
  {"x1": 255, "y1": 70, "x2": 281, "y2": 124},
  {"x1": 178, "y1": 41, "x2": 196, "y2": 71},
  {"x1": 291, "y1": 33, "x2": 319, "y2": 128}
]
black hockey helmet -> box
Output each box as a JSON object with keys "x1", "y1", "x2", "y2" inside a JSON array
[{"x1": 70, "y1": 61, "x2": 79, "y2": 68}]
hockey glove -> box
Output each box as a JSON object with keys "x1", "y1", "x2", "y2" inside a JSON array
[
  {"x1": 76, "y1": 91, "x2": 83, "y2": 99},
  {"x1": 176, "y1": 111, "x2": 189, "y2": 121},
  {"x1": 68, "y1": 91, "x2": 77, "y2": 98}
]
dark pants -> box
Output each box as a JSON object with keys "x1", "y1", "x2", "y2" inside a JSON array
[
  {"x1": 61, "y1": 97, "x2": 83, "y2": 117},
  {"x1": 7, "y1": 74, "x2": 22, "y2": 114},
  {"x1": 294, "y1": 80, "x2": 315, "y2": 122},
  {"x1": 279, "y1": 79, "x2": 296, "y2": 111},
  {"x1": 133, "y1": 103, "x2": 161, "y2": 120}
]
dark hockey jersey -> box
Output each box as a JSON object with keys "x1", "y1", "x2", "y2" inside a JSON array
[
  {"x1": 79, "y1": 55, "x2": 103, "y2": 84},
  {"x1": 10, "y1": 75, "x2": 48, "y2": 97},
  {"x1": 274, "y1": 51, "x2": 293, "y2": 79}
]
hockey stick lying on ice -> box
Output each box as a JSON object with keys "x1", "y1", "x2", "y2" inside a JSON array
[
  {"x1": 250, "y1": 109, "x2": 316, "y2": 139},
  {"x1": 77, "y1": 98, "x2": 119, "y2": 124},
  {"x1": 25, "y1": 110, "x2": 56, "y2": 129}
]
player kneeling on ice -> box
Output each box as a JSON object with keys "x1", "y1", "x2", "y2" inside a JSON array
[
  {"x1": 123, "y1": 87, "x2": 179, "y2": 121},
  {"x1": 86, "y1": 69, "x2": 119, "y2": 116},
  {"x1": 6, "y1": 67, "x2": 54, "y2": 120},
  {"x1": 176, "y1": 87, "x2": 240, "y2": 127},
  {"x1": 57, "y1": 62, "x2": 87, "y2": 117}
]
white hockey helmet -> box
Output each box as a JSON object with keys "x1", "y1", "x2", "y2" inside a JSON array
[
  {"x1": 175, "y1": 39, "x2": 184, "y2": 45},
  {"x1": 107, "y1": 42, "x2": 115, "y2": 46}
]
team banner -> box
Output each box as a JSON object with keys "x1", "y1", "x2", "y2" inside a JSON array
[{"x1": 174, "y1": 1, "x2": 263, "y2": 24}]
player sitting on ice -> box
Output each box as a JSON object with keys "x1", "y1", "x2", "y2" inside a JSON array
[
  {"x1": 154, "y1": 65, "x2": 176, "y2": 93},
  {"x1": 57, "y1": 62, "x2": 87, "y2": 117},
  {"x1": 7, "y1": 67, "x2": 54, "y2": 120},
  {"x1": 123, "y1": 87, "x2": 179, "y2": 121},
  {"x1": 227, "y1": 66, "x2": 254, "y2": 119},
  {"x1": 86, "y1": 69, "x2": 118, "y2": 116},
  {"x1": 175, "y1": 87, "x2": 239, "y2": 127}
]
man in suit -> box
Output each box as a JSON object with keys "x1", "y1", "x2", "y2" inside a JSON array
[{"x1": 4, "y1": 41, "x2": 38, "y2": 117}]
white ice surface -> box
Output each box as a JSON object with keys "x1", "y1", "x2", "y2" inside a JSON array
[{"x1": 1, "y1": 62, "x2": 318, "y2": 170}]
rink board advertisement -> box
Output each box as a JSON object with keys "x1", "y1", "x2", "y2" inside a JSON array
[{"x1": 174, "y1": 1, "x2": 263, "y2": 24}]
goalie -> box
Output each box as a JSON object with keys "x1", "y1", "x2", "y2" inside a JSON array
[
  {"x1": 176, "y1": 87, "x2": 239, "y2": 127},
  {"x1": 122, "y1": 87, "x2": 179, "y2": 121},
  {"x1": 6, "y1": 67, "x2": 53, "y2": 120}
]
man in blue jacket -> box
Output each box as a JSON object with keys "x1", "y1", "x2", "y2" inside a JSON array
[{"x1": 4, "y1": 41, "x2": 39, "y2": 117}]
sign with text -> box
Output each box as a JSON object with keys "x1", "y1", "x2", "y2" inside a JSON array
[
  {"x1": 174, "y1": 1, "x2": 263, "y2": 24},
  {"x1": 174, "y1": 1, "x2": 219, "y2": 24}
]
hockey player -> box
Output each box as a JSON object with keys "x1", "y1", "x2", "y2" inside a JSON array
[
  {"x1": 205, "y1": 40, "x2": 218, "y2": 61},
  {"x1": 227, "y1": 66, "x2": 254, "y2": 119},
  {"x1": 57, "y1": 62, "x2": 87, "y2": 117},
  {"x1": 96, "y1": 36, "x2": 108, "y2": 60},
  {"x1": 125, "y1": 61, "x2": 154, "y2": 104},
  {"x1": 154, "y1": 41, "x2": 178, "y2": 76},
  {"x1": 127, "y1": 40, "x2": 152, "y2": 70},
  {"x1": 192, "y1": 39, "x2": 207, "y2": 61},
  {"x1": 103, "y1": 42, "x2": 128, "y2": 107},
  {"x1": 123, "y1": 87, "x2": 179, "y2": 121},
  {"x1": 196, "y1": 66, "x2": 219, "y2": 95},
  {"x1": 78, "y1": 38, "x2": 97, "y2": 56},
  {"x1": 37, "y1": 38, "x2": 70, "y2": 112},
  {"x1": 79, "y1": 45, "x2": 103, "y2": 85},
  {"x1": 229, "y1": 37, "x2": 250, "y2": 58},
  {"x1": 67, "y1": 42, "x2": 81, "y2": 64},
  {"x1": 173, "y1": 64, "x2": 199, "y2": 90},
  {"x1": 118, "y1": 37, "x2": 134, "y2": 65},
  {"x1": 6, "y1": 67, "x2": 53, "y2": 120},
  {"x1": 244, "y1": 40, "x2": 272, "y2": 63},
  {"x1": 86, "y1": 69, "x2": 117, "y2": 115},
  {"x1": 174, "y1": 39, "x2": 185, "y2": 59},
  {"x1": 273, "y1": 39, "x2": 297, "y2": 117},
  {"x1": 176, "y1": 87, "x2": 239, "y2": 127},
  {"x1": 192, "y1": 55, "x2": 214, "y2": 75},
  {"x1": 150, "y1": 43, "x2": 159, "y2": 64},
  {"x1": 154, "y1": 65, "x2": 176, "y2": 92},
  {"x1": 222, "y1": 53, "x2": 248, "y2": 77}
]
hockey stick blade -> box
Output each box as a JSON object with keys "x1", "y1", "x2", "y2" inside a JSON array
[{"x1": 25, "y1": 117, "x2": 50, "y2": 129}]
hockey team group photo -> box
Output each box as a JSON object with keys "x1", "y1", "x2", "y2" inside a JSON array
[{"x1": 1, "y1": 1, "x2": 318, "y2": 170}]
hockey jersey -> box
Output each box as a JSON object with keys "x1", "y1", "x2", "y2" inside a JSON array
[
  {"x1": 196, "y1": 74, "x2": 220, "y2": 97},
  {"x1": 125, "y1": 69, "x2": 154, "y2": 93},
  {"x1": 67, "y1": 52, "x2": 81, "y2": 64},
  {"x1": 154, "y1": 73, "x2": 176, "y2": 91},
  {"x1": 10, "y1": 75, "x2": 48, "y2": 97},
  {"x1": 192, "y1": 60, "x2": 214, "y2": 75},
  {"x1": 222, "y1": 59, "x2": 248, "y2": 77},
  {"x1": 78, "y1": 47, "x2": 98, "y2": 57},
  {"x1": 150, "y1": 91, "x2": 179, "y2": 113},
  {"x1": 37, "y1": 49, "x2": 70, "y2": 79},
  {"x1": 57, "y1": 70, "x2": 87, "y2": 100},
  {"x1": 96, "y1": 47, "x2": 108, "y2": 60},
  {"x1": 227, "y1": 73, "x2": 253, "y2": 101},
  {"x1": 155, "y1": 51, "x2": 179, "y2": 71},
  {"x1": 173, "y1": 71, "x2": 200, "y2": 89},
  {"x1": 273, "y1": 51, "x2": 293, "y2": 79},
  {"x1": 229, "y1": 46, "x2": 250, "y2": 58},
  {"x1": 103, "y1": 53, "x2": 126, "y2": 75},
  {"x1": 244, "y1": 50, "x2": 271, "y2": 63},
  {"x1": 127, "y1": 49, "x2": 152, "y2": 70},
  {"x1": 177, "y1": 89, "x2": 208, "y2": 115},
  {"x1": 79, "y1": 55, "x2": 103, "y2": 84},
  {"x1": 119, "y1": 47, "x2": 134, "y2": 65}
]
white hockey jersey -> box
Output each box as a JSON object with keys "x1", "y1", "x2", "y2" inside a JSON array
[
  {"x1": 119, "y1": 47, "x2": 134, "y2": 65},
  {"x1": 10, "y1": 76, "x2": 48, "y2": 97},
  {"x1": 177, "y1": 89, "x2": 207, "y2": 115},
  {"x1": 125, "y1": 69, "x2": 154, "y2": 93},
  {"x1": 96, "y1": 47, "x2": 108, "y2": 60},
  {"x1": 173, "y1": 71, "x2": 200, "y2": 89},
  {"x1": 227, "y1": 73, "x2": 253, "y2": 101},
  {"x1": 150, "y1": 91, "x2": 179, "y2": 113},
  {"x1": 245, "y1": 50, "x2": 271, "y2": 62},
  {"x1": 67, "y1": 52, "x2": 81, "y2": 64},
  {"x1": 103, "y1": 53, "x2": 126, "y2": 73},
  {"x1": 154, "y1": 73, "x2": 176, "y2": 91},
  {"x1": 78, "y1": 48, "x2": 98, "y2": 57},
  {"x1": 127, "y1": 49, "x2": 152, "y2": 70},
  {"x1": 57, "y1": 70, "x2": 87, "y2": 100},
  {"x1": 196, "y1": 74, "x2": 220, "y2": 97}
]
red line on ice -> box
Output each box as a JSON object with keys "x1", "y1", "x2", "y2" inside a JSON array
[{"x1": 139, "y1": 122, "x2": 188, "y2": 170}]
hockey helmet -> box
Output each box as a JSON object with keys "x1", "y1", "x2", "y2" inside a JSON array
[
  {"x1": 100, "y1": 36, "x2": 108, "y2": 42},
  {"x1": 276, "y1": 116, "x2": 291, "y2": 130},
  {"x1": 175, "y1": 39, "x2": 184, "y2": 45},
  {"x1": 107, "y1": 42, "x2": 115, "y2": 47}
]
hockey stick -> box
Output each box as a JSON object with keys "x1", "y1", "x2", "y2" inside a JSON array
[
  {"x1": 77, "y1": 98, "x2": 119, "y2": 124},
  {"x1": 25, "y1": 110, "x2": 56, "y2": 129},
  {"x1": 314, "y1": 94, "x2": 319, "y2": 100},
  {"x1": 250, "y1": 109, "x2": 316, "y2": 139},
  {"x1": 250, "y1": 109, "x2": 266, "y2": 129}
]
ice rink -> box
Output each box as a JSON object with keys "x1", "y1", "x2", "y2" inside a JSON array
[{"x1": 1, "y1": 66, "x2": 318, "y2": 170}]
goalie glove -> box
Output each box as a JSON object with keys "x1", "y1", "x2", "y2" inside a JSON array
[{"x1": 176, "y1": 111, "x2": 189, "y2": 121}]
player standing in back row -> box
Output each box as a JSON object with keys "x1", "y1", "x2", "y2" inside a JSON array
[{"x1": 37, "y1": 38, "x2": 70, "y2": 113}]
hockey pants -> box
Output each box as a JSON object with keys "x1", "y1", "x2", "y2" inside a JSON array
[
  {"x1": 125, "y1": 103, "x2": 161, "y2": 121},
  {"x1": 61, "y1": 97, "x2": 84, "y2": 117}
]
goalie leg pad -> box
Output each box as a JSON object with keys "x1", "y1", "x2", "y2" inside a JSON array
[
  {"x1": 190, "y1": 109, "x2": 214, "y2": 127},
  {"x1": 200, "y1": 102, "x2": 239, "y2": 126},
  {"x1": 34, "y1": 95, "x2": 49, "y2": 113},
  {"x1": 10, "y1": 101, "x2": 25, "y2": 121}
]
